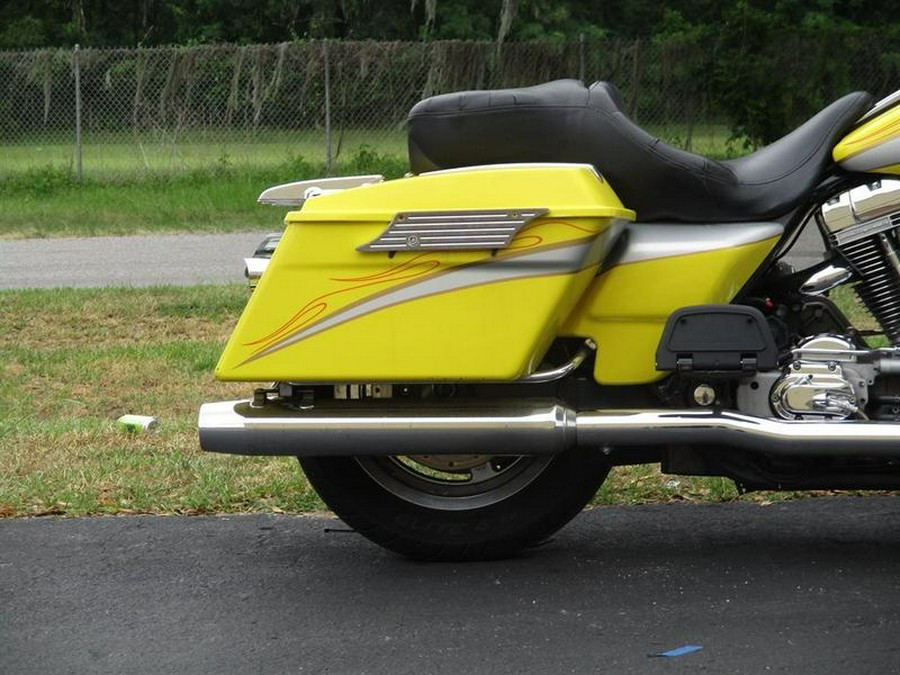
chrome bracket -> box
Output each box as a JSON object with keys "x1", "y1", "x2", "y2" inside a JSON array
[{"x1": 521, "y1": 339, "x2": 596, "y2": 384}]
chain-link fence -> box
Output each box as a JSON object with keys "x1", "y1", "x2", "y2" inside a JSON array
[{"x1": 0, "y1": 38, "x2": 897, "y2": 178}]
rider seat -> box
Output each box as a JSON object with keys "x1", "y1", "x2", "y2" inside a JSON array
[{"x1": 407, "y1": 79, "x2": 873, "y2": 223}]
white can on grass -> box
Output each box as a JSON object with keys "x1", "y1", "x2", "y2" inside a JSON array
[{"x1": 116, "y1": 414, "x2": 159, "y2": 432}]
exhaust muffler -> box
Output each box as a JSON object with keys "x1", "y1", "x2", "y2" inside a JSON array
[
  {"x1": 198, "y1": 399, "x2": 900, "y2": 458},
  {"x1": 198, "y1": 399, "x2": 576, "y2": 457}
]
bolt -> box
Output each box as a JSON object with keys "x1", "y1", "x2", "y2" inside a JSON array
[{"x1": 693, "y1": 384, "x2": 717, "y2": 406}]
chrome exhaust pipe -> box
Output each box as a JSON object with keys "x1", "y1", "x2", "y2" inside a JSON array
[
  {"x1": 198, "y1": 399, "x2": 576, "y2": 457},
  {"x1": 576, "y1": 409, "x2": 900, "y2": 456},
  {"x1": 198, "y1": 399, "x2": 900, "y2": 458}
]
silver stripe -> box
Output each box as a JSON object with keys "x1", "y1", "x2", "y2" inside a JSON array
[
  {"x1": 841, "y1": 135, "x2": 900, "y2": 173},
  {"x1": 614, "y1": 222, "x2": 784, "y2": 265},
  {"x1": 358, "y1": 209, "x2": 549, "y2": 252},
  {"x1": 245, "y1": 233, "x2": 617, "y2": 365}
]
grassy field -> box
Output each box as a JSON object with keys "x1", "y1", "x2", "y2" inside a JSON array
[
  {"x1": 0, "y1": 129, "x2": 413, "y2": 177},
  {"x1": 0, "y1": 125, "x2": 734, "y2": 239},
  {"x1": 0, "y1": 125, "x2": 732, "y2": 177},
  {"x1": 0, "y1": 149, "x2": 409, "y2": 239},
  {"x1": 0, "y1": 284, "x2": 792, "y2": 519}
]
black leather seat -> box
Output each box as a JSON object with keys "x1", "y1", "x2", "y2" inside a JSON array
[{"x1": 407, "y1": 79, "x2": 873, "y2": 223}]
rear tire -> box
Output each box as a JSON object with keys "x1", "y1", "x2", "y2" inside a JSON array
[{"x1": 299, "y1": 450, "x2": 610, "y2": 561}]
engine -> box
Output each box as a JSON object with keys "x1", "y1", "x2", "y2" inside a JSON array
[
  {"x1": 820, "y1": 179, "x2": 900, "y2": 343},
  {"x1": 730, "y1": 181, "x2": 900, "y2": 422}
]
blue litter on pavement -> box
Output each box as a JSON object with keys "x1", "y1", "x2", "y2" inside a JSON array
[{"x1": 649, "y1": 645, "x2": 704, "y2": 658}]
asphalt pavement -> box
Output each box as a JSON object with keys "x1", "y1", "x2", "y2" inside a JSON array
[
  {"x1": 0, "y1": 231, "x2": 267, "y2": 289},
  {"x1": 0, "y1": 223, "x2": 827, "y2": 290},
  {"x1": 1, "y1": 224, "x2": 873, "y2": 675},
  {"x1": 2, "y1": 497, "x2": 899, "y2": 674}
]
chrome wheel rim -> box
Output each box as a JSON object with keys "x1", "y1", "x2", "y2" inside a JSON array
[{"x1": 356, "y1": 454, "x2": 553, "y2": 511}]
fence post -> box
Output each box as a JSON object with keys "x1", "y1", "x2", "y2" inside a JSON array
[
  {"x1": 323, "y1": 40, "x2": 333, "y2": 175},
  {"x1": 579, "y1": 33, "x2": 585, "y2": 83},
  {"x1": 73, "y1": 44, "x2": 83, "y2": 181},
  {"x1": 629, "y1": 39, "x2": 642, "y2": 122}
]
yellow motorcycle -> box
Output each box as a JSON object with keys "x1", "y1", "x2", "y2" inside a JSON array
[{"x1": 200, "y1": 79, "x2": 900, "y2": 560}]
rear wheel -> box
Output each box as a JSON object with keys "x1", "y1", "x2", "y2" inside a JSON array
[{"x1": 299, "y1": 450, "x2": 610, "y2": 561}]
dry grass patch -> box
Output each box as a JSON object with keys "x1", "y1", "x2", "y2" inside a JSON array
[
  {"x1": 1, "y1": 286, "x2": 241, "y2": 350},
  {"x1": 0, "y1": 284, "x2": 324, "y2": 517}
]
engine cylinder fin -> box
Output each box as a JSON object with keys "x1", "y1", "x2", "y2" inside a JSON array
[{"x1": 822, "y1": 182, "x2": 900, "y2": 345}]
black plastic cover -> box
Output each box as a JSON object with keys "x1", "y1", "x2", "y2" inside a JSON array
[{"x1": 656, "y1": 305, "x2": 778, "y2": 372}]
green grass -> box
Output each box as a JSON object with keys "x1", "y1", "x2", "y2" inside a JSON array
[
  {"x1": 0, "y1": 147, "x2": 409, "y2": 238},
  {"x1": 3, "y1": 283, "x2": 876, "y2": 519},
  {"x1": 0, "y1": 125, "x2": 736, "y2": 239},
  {"x1": 0, "y1": 128, "x2": 410, "y2": 177},
  {"x1": 1, "y1": 125, "x2": 732, "y2": 178}
]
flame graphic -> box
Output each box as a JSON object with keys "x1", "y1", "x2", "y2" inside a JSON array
[
  {"x1": 243, "y1": 219, "x2": 596, "y2": 354},
  {"x1": 243, "y1": 252, "x2": 441, "y2": 350}
]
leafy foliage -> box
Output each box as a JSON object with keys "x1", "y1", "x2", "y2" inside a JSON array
[
  {"x1": 711, "y1": 1, "x2": 871, "y2": 146},
  {"x1": 0, "y1": 2, "x2": 897, "y2": 148},
  {"x1": 0, "y1": 1, "x2": 897, "y2": 47}
]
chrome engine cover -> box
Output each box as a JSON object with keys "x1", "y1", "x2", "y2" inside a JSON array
[
  {"x1": 740, "y1": 336, "x2": 868, "y2": 421},
  {"x1": 771, "y1": 366, "x2": 858, "y2": 421}
]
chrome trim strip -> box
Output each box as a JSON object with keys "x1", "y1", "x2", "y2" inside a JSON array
[
  {"x1": 800, "y1": 265, "x2": 852, "y2": 295},
  {"x1": 358, "y1": 209, "x2": 549, "y2": 252},
  {"x1": 614, "y1": 222, "x2": 784, "y2": 265},
  {"x1": 858, "y1": 88, "x2": 900, "y2": 124}
]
